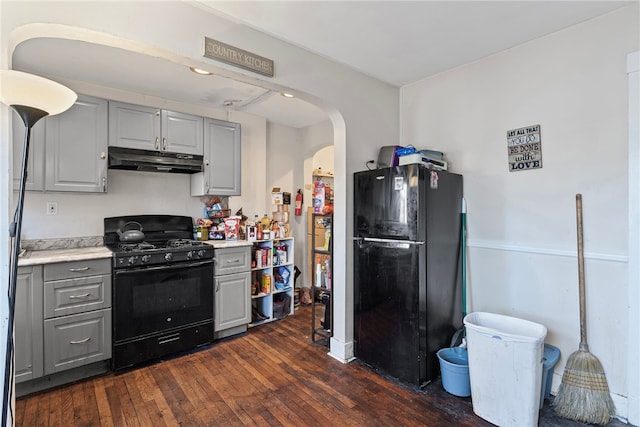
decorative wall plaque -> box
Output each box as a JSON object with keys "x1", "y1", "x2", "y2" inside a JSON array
[
  {"x1": 204, "y1": 37, "x2": 274, "y2": 77},
  {"x1": 507, "y1": 124, "x2": 542, "y2": 172}
]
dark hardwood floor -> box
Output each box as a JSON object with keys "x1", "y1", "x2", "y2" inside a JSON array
[{"x1": 15, "y1": 306, "x2": 625, "y2": 426}]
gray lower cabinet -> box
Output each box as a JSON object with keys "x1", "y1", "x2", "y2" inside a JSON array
[
  {"x1": 214, "y1": 246, "x2": 251, "y2": 339},
  {"x1": 15, "y1": 266, "x2": 44, "y2": 384},
  {"x1": 191, "y1": 118, "x2": 241, "y2": 196},
  {"x1": 12, "y1": 94, "x2": 108, "y2": 193},
  {"x1": 43, "y1": 309, "x2": 111, "y2": 374},
  {"x1": 41, "y1": 259, "x2": 112, "y2": 376}
]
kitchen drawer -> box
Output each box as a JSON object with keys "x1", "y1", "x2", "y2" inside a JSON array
[
  {"x1": 44, "y1": 274, "x2": 111, "y2": 319},
  {"x1": 43, "y1": 309, "x2": 112, "y2": 375},
  {"x1": 44, "y1": 258, "x2": 111, "y2": 281},
  {"x1": 214, "y1": 246, "x2": 251, "y2": 276}
]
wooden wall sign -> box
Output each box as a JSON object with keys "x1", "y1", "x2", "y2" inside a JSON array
[
  {"x1": 204, "y1": 37, "x2": 274, "y2": 77},
  {"x1": 507, "y1": 124, "x2": 542, "y2": 172}
]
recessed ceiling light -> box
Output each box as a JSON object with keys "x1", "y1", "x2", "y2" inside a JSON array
[
  {"x1": 189, "y1": 67, "x2": 212, "y2": 76},
  {"x1": 280, "y1": 92, "x2": 294, "y2": 98}
]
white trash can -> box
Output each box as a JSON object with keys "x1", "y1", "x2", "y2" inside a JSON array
[{"x1": 464, "y1": 312, "x2": 547, "y2": 427}]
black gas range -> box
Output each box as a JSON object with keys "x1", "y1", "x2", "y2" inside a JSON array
[
  {"x1": 104, "y1": 215, "x2": 215, "y2": 371},
  {"x1": 109, "y1": 238, "x2": 213, "y2": 269},
  {"x1": 104, "y1": 215, "x2": 214, "y2": 268}
]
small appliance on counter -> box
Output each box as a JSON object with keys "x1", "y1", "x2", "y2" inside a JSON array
[{"x1": 376, "y1": 145, "x2": 402, "y2": 168}]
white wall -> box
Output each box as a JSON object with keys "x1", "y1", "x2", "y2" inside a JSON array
[
  {"x1": 264, "y1": 122, "x2": 304, "y2": 276},
  {"x1": 400, "y1": 5, "x2": 639, "y2": 420},
  {"x1": 627, "y1": 50, "x2": 640, "y2": 426},
  {"x1": 227, "y1": 110, "x2": 268, "y2": 221}
]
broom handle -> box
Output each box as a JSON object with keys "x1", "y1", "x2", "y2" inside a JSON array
[{"x1": 576, "y1": 194, "x2": 589, "y2": 351}]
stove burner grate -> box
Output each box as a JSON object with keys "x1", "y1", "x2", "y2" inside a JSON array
[
  {"x1": 119, "y1": 242, "x2": 156, "y2": 252},
  {"x1": 166, "y1": 239, "x2": 205, "y2": 248}
]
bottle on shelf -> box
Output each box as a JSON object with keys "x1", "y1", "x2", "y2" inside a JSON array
[
  {"x1": 315, "y1": 256, "x2": 322, "y2": 288},
  {"x1": 260, "y1": 214, "x2": 270, "y2": 230},
  {"x1": 325, "y1": 259, "x2": 331, "y2": 289}
]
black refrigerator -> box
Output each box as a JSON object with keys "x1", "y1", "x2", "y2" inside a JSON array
[{"x1": 353, "y1": 164, "x2": 463, "y2": 387}]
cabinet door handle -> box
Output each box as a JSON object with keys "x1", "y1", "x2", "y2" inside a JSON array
[
  {"x1": 68, "y1": 293, "x2": 91, "y2": 299},
  {"x1": 155, "y1": 137, "x2": 159, "y2": 150},
  {"x1": 68, "y1": 267, "x2": 90, "y2": 272},
  {"x1": 102, "y1": 176, "x2": 107, "y2": 192},
  {"x1": 215, "y1": 279, "x2": 219, "y2": 293},
  {"x1": 227, "y1": 259, "x2": 240, "y2": 264},
  {"x1": 70, "y1": 337, "x2": 91, "y2": 344},
  {"x1": 163, "y1": 137, "x2": 167, "y2": 150}
]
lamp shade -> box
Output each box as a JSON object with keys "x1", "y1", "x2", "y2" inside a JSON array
[{"x1": 0, "y1": 70, "x2": 76, "y2": 116}]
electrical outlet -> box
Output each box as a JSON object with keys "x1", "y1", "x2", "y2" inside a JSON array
[{"x1": 46, "y1": 201, "x2": 58, "y2": 216}]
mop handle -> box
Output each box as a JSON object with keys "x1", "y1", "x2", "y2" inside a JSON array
[{"x1": 576, "y1": 194, "x2": 588, "y2": 350}]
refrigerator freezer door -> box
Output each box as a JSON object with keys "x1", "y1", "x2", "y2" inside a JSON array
[
  {"x1": 353, "y1": 239, "x2": 426, "y2": 385},
  {"x1": 354, "y1": 165, "x2": 421, "y2": 241}
]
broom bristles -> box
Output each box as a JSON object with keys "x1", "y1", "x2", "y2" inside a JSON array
[{"x1": 553, "y1": 349, "x2": 615, "y2": 425}]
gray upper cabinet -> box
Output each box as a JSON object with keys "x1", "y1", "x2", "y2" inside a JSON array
[
  {"x1": 162, "y1": 110, "x2": 204, "y2": 154},
  {"x1": 13, "y1": 94, "x2": 108, "y2": 193},
  {"x1": 45, "y1": 95, "x2": 108, "y2": 192},
  {"x1": 191, "y1": 118, "x2": 241, "y2": 196},
  {"x1": 109, "y1": 101, "x2": 203, "y2": 155},
  {"x1": 12, "y1": 114, "x2": 45, "y2": 191},
  {"x1": 15, "y1": 266, "x2": 44, "y2": 384}
]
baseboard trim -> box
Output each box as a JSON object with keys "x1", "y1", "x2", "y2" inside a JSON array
[{"x1": 328, "y1": 337, "x2": 355, "y2": 364}]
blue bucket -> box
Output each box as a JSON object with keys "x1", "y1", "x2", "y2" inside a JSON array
[{"x1": 437, "y1": 347, "x2": 471, "y2": 397}]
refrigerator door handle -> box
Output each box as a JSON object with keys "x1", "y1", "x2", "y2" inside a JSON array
[
  {"x1": 358, "y1": 237, "x2": 424, "y2": 246},
  {"x1": 353, "y1": 237, "x2": 425, "y2": 249}
]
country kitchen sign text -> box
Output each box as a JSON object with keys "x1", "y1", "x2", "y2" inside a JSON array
[
  {"x1": 507, "y1": 124, "x2": 542, "y2": 172},
  {"x1": 204, "y1": 37, "x2": 274, "y2": 77}
]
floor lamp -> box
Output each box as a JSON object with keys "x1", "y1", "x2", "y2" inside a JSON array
[{"x1": 0, "y1": 70, "x2": 76, "y2": 426}]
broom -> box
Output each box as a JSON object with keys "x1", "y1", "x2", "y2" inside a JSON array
[{"x1": 553, "y1": 194, "x2": 615, "y2": 425}]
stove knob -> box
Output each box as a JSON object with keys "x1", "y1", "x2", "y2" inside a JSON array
[
  {"x1": 197, "y1": 250, "x2": 205, "y2": 258},
  {"x1": 165, "y1": 252, "x2": 173, "y2": 261},
  {"x1": 141, "y1": 255, "x2": 151, "y2": 263},
  {"x1": 186, "y1": 251, "x2": 194, "y2": 259},
  {"x1": 128, "y1": 256, "x2": 138, "y2": 265}
]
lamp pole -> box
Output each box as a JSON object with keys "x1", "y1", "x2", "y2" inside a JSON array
[
  {"x1": 3, "y1": 106, "x2": 48, "y2": 427},
  {"x1": 0, "y1": 70, "x2": 76, "y2": 427}
]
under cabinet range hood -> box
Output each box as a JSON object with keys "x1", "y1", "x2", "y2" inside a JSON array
[{"x1": 108, "y1": 146, "x2": 203, "y2": 174}]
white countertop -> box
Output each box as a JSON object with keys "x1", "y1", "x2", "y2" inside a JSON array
[
  {"x1": 17, "y1": 240, "x2": 254, "y2": 267},
  {"x1": 18, "y1": 246, "x2": 113, "y2": 267},
  {"x1": 202, "y1": 240, "x2": 253, "y2": 249}
]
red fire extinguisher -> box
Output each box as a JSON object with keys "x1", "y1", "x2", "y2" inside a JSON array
[{"x1": 295, "y1": 189, "x2": 303, "y2": 216}]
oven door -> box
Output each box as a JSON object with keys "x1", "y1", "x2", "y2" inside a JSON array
[{"x1": 113, "y1": 260, "x2": 214, "y2": 343}]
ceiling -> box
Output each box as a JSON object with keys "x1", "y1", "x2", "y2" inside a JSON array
[
  {"x1": 11, "y1": 1, "x2": 633, "y2": 128},
  {"x1": 199, "y1": 1, "x2": 633, "y2": 87}
]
